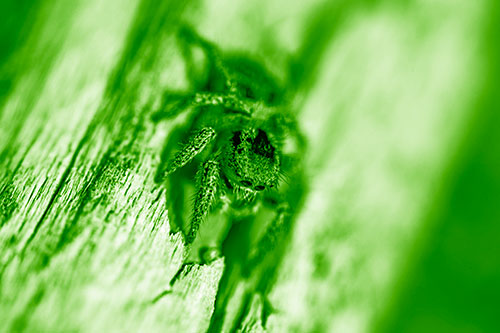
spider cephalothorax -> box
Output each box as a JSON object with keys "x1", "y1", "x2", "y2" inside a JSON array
[{"x1": 222, "y1": 128, "x2": 280, "y2": 198}]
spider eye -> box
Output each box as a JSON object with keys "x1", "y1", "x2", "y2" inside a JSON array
[
  {"x1": 240, "y1": 180, "x2": 252, "y2": 187},
  {"x1": 255, "y1": 185, "x2": 265, "y2": 191}
]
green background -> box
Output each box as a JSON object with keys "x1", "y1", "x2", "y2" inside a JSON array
[{"x1": 1, "y1": 0, "x2": 499, "y2": 331}]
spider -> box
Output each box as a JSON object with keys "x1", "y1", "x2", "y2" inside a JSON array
[{"x1": 153, "y1": 25, "x2": 306, "y2": 266}]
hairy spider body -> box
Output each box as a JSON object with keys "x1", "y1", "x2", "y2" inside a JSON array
[
  {"x1": 154, "y1": 25, "x2": 305, "y2": 264},
  {"x1": 160, "y1": 110, "x2": 286, "y2": 246},
  {"x1": 153, "y1": 24, "x2": 308, "y2": 330}
]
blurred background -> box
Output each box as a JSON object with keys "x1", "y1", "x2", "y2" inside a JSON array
[{"x1": 1, "y1": 0, "x2": 499, "y2": 332}]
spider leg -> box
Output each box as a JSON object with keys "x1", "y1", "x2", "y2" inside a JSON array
[
  {"x1": 264, "y1": 109, "x2": 307, "y2": 150},
  {"x1": 177, "y1": 28, "x2": 206, "y2": 90},
  {"x1": 191, "y1": 92, "x2": 259, "y2": 115},
  {"x1": 152, "y1": 24, "x2": 243, "y2": 122},
  {"x1": 156, "y1": 126, "x2": 184, "y2": 232},
  {"x1": 246, "y1": 202, "x2": 291, "y2": 269},
  {"x1": 178, "y1": 24, "x2": 238, "y2": 94},
  {"x1": 187, "y1": 160, "x2": 221, "y2": 244},
  {"x1": 150, "y1": 91, "x2": 192, "y2": 122},
  {"x1": 158, "y1": 127, "x2": 216, "y2": 179},
  {"x1": 151, "y1": 91, "x2": 266, "y2": 122},
  {"x1": 164, "y1": 168, "x2": 186, "y2": 234},
  {"x1": 245, "y1": 155, "x2": 307, "y2": 271}
]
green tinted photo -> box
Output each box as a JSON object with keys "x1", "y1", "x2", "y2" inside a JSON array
[{"x1": 1, "y1": 0, "x2": 499, "y2": 332}]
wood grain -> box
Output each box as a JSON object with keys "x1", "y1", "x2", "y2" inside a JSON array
[{"x1": 0, "y1": 0, "x2": 485, "y2": 331}]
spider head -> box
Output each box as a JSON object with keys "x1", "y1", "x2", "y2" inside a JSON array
[{"x1": 224, "y1": 128, "x2": 280, "y2": 196}]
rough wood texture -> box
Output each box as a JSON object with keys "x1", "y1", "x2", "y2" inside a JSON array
[{"x1": 0, "y1": 0, "x2": 491, "y2": 332}]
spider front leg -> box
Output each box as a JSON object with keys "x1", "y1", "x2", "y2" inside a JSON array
[
  {"x1": 187, "y1": 159, "x2": 221, "y2": 244},
  {"x1": 157, "y1": 127, "x2": 216, "y2": 179}
]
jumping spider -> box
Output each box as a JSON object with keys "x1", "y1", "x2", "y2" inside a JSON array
[{"x1": 154, "y1": 25, "x2": 305, "y2": 265}]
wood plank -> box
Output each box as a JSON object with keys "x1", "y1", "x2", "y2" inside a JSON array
[{"x1": 0, "y1": 0, "x2": 486, "y2": 331}]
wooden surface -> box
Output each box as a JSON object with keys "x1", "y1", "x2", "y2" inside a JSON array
[{"x1": 0, "y1": 0, "x2": 490, "y2": 331}]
